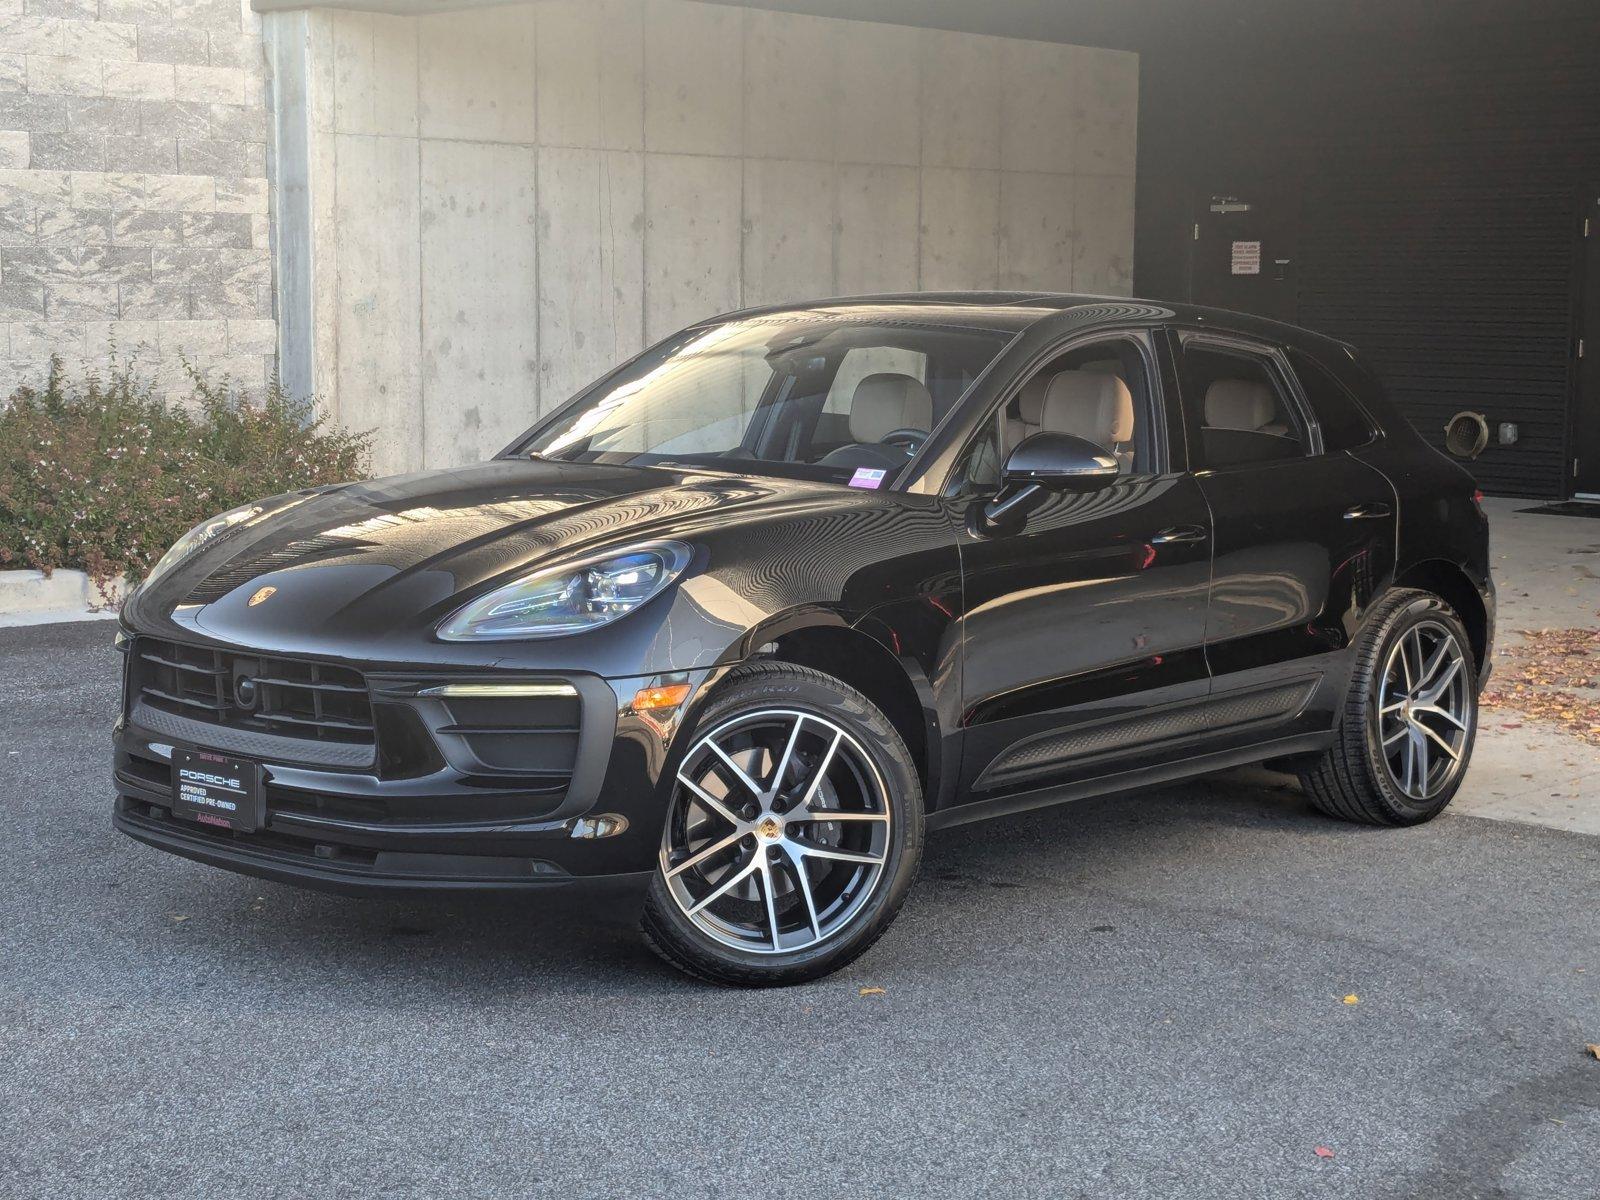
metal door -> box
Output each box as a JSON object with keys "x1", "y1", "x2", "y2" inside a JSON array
[
  {"x1": 1185, "y1": 179, "x2": 1301, "y2": 326},
  {"x1": 1574, "y1": 189, "x2": 1600, "y2": 498}
]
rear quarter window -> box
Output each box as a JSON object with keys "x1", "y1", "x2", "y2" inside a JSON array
[{"x1": 1288, "y1": 348, "x2": 1380, "y2": 451}]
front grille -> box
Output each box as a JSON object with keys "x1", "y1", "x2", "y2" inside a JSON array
[{"x1": 131, "y1": 637, "x2": 375, "y2": 748}]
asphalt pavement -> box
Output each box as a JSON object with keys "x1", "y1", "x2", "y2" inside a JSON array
[{"x1": 2, "y1": 620, "x2": 1596, "y2": 1199}]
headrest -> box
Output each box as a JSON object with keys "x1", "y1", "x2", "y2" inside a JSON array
[
  {"x1": 1204, "y1": 378, "x2": 1277, "y2": 430},
  {"x1": 1040, "y1": 370, "x2": 1134, "y2": 447},
  {"x1": 849, "y1": 372, "x2": 933, "y2": 443},
  {"x1": 1015, "y1": 373, "x2": 1048, "y2": 425}
]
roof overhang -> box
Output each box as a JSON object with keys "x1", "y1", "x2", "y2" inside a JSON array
[
  {"x1": 248, "y1": 0, "x2": 1600, "y2": 56},
  {"x1": 246, "y1": 0, "x2": 1174, "y2": 53}
]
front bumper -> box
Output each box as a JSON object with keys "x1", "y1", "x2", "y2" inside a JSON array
[
  {"x1": 114, "y1": 796, "x2": 653, "y2": 904},
  {"x1": 113, "y1": 630, "x2": 715, "y2": 894}
]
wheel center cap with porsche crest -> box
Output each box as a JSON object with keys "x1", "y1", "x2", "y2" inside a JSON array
[{"x1": 756, "y1": 816, "x2": 783, "y2": 840}]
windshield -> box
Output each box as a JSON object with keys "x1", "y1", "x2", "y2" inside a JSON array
[{"x1": 520, "y1": 315, "x2": 1014, "y2": 489}]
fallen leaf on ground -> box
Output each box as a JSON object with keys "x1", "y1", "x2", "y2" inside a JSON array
[
  {"x1": 1585, "y1": 1044, "x2": 1600, "y2": 1060},
  {"x1": 858, "y1": 986, "x2": 886, "y2": 997},
  {"x1": 1313, "y1": 1146, "x2": 1335, "y2": 1159},
  {"x1": 1342, "y1": 994, "x2": 1360, "y2": 1005},
  {"x1": 169, "y1": 914, "x2": 189, "y2": 922},
  {"x1": 1480, "y1": 627, "x2": 1600, "y2": 746}
]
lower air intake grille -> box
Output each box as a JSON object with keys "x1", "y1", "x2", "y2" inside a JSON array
[{"x1": 131, "y1": 638, "x2": 375, "y2": 751}]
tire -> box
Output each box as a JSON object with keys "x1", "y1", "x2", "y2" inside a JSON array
[
  {"x1": 1299, "y1": 588, "x2": 1478, "y2": 826},
  {"x1": 641, "y1": 662, "x2": 924, "y2": 987}
]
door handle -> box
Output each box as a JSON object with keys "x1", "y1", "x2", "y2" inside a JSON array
[
  {"x1": 1151, "y1": 524, "x2": 1208, "y2": 544},
  {"x1": 1342, "y1": 503, "x2": 1393, "y2": 520}
]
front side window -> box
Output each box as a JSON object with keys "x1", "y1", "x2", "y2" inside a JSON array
[
  {"x1": 521, "y1": 317, "x2": 1013, "y2": 489},
  {"x1": 1182, "y1": 343, "x2": 1308, "y2": 468},
  {"x1": 950, "y1": 337, "x2": 1157, "y2": 495}
]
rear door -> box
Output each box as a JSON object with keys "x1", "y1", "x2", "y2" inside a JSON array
[{"x1": 1172, "y1": 331, "x2": 1396, "y2": 747}]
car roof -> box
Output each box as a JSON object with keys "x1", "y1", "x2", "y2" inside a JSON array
[{"x1": 696, "y1": 291, "x2": 1355, "y2": 356}]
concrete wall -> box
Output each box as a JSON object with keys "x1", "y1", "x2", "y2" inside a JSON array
[
  {"x1": 282, "y1": 0, "x2": 1139, "y2": 475},
  {"x1": 0, "y1": 0, "x2": 275, "y2": 403}
]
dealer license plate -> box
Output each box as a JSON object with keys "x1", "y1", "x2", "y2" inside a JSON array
[{"x1": 172, "y1": 749, "x2": 265, "y2": 832}]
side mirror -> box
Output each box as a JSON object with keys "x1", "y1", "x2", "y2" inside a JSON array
[{"x1": 984, "y1": 432, "x2": 1120, "y2": 526}]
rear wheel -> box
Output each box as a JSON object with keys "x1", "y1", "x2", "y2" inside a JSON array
[
  {"x1": 641, "y1": 663, "x2": 923, "y2": 986},
  {"x1": 1300, "y1": 589, "x2": 1478, "y2": 825}
]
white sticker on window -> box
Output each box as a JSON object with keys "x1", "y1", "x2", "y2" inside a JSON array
[{"x1": 848, "y1": 468, "x2": 887, "y2": 490}]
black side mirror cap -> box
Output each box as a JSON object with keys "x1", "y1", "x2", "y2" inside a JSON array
[
  {"x1": 1001, "y1": 431, "x2": 1121, "y2": 490},
  {"x1": 982, "y1": 432, "x2": 1120, "y2": 527}
]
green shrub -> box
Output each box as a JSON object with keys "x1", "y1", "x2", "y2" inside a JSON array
[{"x1": 0, "y1": 356, "x2": 371, "y2": 597}]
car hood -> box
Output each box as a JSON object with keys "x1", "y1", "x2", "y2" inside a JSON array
[{"x1": 123, "y1": 457, "x2": 840, "y2": 661}]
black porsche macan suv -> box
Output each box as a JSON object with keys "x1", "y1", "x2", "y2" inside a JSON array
[{"x1": 114, "y1": 294, "x2": 1494, "y2": 985}]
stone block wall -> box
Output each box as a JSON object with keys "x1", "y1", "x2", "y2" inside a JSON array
[{"x1": 0, "y1": 0, "x2": 274, "y2": 403}]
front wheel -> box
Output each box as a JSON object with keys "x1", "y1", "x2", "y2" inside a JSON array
[
  {"x1": 1300, "y1": 589, "x2": 1478, "y2": 825},
  {"x1": 641, "y1": 663, "x2": 923, "y2": 986}
]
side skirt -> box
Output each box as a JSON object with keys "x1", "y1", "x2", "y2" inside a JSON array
[
  {"x1": 926, "y1": 732, "x2": 1334, "y2": 831},
  {"x1": 971, "y1": 675, "x2": 1320, "y2": 794}
]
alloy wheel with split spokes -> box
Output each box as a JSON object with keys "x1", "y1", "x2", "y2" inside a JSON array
[
  {"x1": 642, "y1": 663, "x2": 922, "y2": 986},
  {"x1": 1300, "y1": 589, "x2": 1479, "y2": 826},
  {"x1": 1375, "y1": 619, "x2": 1472, "y2": 801},
  {"x1": 661, "y1": 708, "x2": 891, "y2": 953}
]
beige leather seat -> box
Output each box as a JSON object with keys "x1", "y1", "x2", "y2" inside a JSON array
[
  {"x1": 818, "y1": 371, "x2": 934, "y2": 471},
  {"x1": 1204, "y1": 378, "x2": 1286, "y2": 436},
  {"x1": 1005, "y1": 373, "x2": 1049, "y2": 448},
  {"x1": 1010, "y1": 369, "x2": 1135, "y2": 471},
  {"x1": 849, "y1": 372, "x2": 933, "y2": 442}
]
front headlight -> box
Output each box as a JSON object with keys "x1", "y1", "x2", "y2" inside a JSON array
[
  {"x1": 142, "y1": 502, "x2": 263, "y2": 588},
  {"x1": 438, "y1": 540, "x2": 692, "y2": 641}
]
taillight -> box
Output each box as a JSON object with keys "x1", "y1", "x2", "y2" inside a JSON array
[{"x1": 1471, "y1": 489, "x2": 1486, "y2": 517}]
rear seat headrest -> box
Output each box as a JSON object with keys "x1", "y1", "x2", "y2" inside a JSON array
[{"x1": 1204, "y1": 378, "x2": 1278, "y2": 430}]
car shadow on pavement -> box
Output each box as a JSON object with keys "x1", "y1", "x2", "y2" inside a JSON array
[{"x1": 125, "y1": 771, "x2": 1371, "y2": 993}]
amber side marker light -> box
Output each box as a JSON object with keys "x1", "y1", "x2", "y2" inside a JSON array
[
  {"x1": 571, "y1": 814, "x2": 629, "y2": 840},
  {"x1": 632, "y1": 682, "x2": 691, "y2": 711}
]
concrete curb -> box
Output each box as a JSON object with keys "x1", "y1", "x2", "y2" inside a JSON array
[{"x1": 0, "y1": 569, "x2": 125, "y2": 629}]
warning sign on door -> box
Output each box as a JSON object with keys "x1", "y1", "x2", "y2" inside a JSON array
[{"x1": 1230, "y1": 241, "x2": 1262, "y2": 275}]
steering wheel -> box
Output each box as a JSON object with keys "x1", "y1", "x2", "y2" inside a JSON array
[{"x1": 878, "y1": 428, "x2": 929, "y2": 455}]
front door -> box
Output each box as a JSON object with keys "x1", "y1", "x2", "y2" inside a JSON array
[
  {"x1": 1174, "y1": 332, "x2": 1396, "y2": 747},
  {"x1": 950, "y1": 333, "x2": 1214, "y2": 802},
  {"x1": 1574, "y1": 188, "x2": 1600, "y2": 498}
]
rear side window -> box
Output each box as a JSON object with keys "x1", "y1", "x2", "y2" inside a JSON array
[
  {"x1": 1288, "y1": 348, "x2": 1379, "y2": 451},
  {"x1": 1181, "y1": 343, "x2": 1308, "y2": 468}
]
